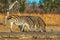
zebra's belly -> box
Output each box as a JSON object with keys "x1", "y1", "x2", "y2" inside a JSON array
[
  {"x1": 14, "y1": 22, "x2": 23, "y2": 26},
  {"x1": 14, "y1": 21, "x2": 29, "y2": 26}
]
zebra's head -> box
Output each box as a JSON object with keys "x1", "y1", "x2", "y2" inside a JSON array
[
  {"x1": 7, "y1": 16, "x2": 13, "y2": 20},
  {"x1": 7, "y1": 15, "x2": 15, "y2": 20}
]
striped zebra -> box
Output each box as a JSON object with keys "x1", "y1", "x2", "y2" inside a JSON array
[
  {"x1": 7, "y1": 15, "x2": 46, "y2": 32},
  {"x1": 7, "y1": 15, "x2": 35, "y2": 32},
  {"x1": 27, "y1": 16, "x2": 46, "y2": 32}
]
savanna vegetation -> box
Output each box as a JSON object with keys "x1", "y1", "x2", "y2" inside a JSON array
[
  {"x1": 0, "y1": 0, "x2": 60, "y2": 14},
  {"x1": 0, "y1": 0, "x2": 60, "y2": 32}
]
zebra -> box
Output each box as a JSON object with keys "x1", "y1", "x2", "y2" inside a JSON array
[
  {"x1": 7, "y1": 15, "x2": 46, "y2": 32},
  {"x1": 27, "y1": 16, "x2": 46, "y2": 32},
  {"x1": 7, "y1": 15, "x2": 35, "y2": 32}
]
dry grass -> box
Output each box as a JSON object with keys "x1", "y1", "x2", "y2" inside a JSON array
[
  {"x1": 40, "y1": 14, "x2": 60, "y2": 26},
  {"x1": 0, "y1": 13, "x2": 60, "y2": 32},
  {"x1": 9, "y1": 13, "x2": 60, "y2": 26}
]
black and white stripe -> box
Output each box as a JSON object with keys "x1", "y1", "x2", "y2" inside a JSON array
[
  {"x1": 28, "y1": 16, "x2": 46, "y2": 32},
  {"x1": 7, "y1": 15, "x2": 34, "y2": 32},
  {"x1": 7, "y1": 15, "x2": 46, "y2": 32}
]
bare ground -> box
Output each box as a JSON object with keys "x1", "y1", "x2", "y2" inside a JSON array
[{"x1": 0, "y1": 32, "x2": 60, "y2": 40}]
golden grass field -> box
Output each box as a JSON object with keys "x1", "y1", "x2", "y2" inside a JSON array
[
  {"x1": 0, "y1": 13, "x2": 60, "y2": 40},
  {"x1": 0, "y1": 13, "x2": 60, "y2": 32}
]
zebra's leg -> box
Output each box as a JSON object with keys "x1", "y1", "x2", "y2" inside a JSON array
[
  {"x1": 18, "y1": 25, "x2": 24, "y2": 32},
  {"x1": 39, "y1": 26, "x2": 46, "y2": 32},
  {"x1": 10, "y1": 22, "x2": 13, "y2": 32},
  {"x1": 42, "y1": 26, "x2": 46, "y2": 32},
  {"x1": 21, "y1": 24, "x2": 31, "y2": 32},
  {"x1": 25, "y1": 23, "x2": 31, "y2": 32},
  {"x1": 21, "y1": 25, "x2": 25, "y2": 32},
  {"x1": 20, "y1": 23, "x2": 32, "y2": 32},
  {"x1": 24, "y1": 25, "x2": 31, "y2": 32}
]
